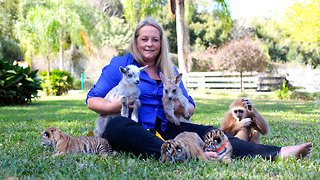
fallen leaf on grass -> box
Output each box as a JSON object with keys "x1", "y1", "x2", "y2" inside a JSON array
[
  {"x1": 87, "y1": 131, "x2": 94, "y2": 137},
  {"x1": 176, "y1": 169, "x2": 183, "y2": 174}
]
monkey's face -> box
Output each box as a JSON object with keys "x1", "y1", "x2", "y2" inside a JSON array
[{"x1": 232, "y1": 108, "x2": 244, "y2": 121}]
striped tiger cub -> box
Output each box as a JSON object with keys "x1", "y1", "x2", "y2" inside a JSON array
[
  {"x1": 41, "y1": 127, "x2": 113, "y2": 158},
  {"x1": 203, "y1": 129, "x2": 232, "y2": 164},
  {"x1": 160, "y1": 132, "x2": 208, "y2": 163}
]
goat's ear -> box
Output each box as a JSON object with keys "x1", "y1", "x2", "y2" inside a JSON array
[
  {"x1": 119, "y1": 66, "x2": 126, "y2": 74},
  {"x1": 139, "y1": 65, "x2": 148, "y2": 72},
  {"x1": 174, "y1": 73, "x2": 182, "y2": 84}
]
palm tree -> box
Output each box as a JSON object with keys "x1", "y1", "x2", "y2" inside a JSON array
[{"x1": 170, "y1": 0, "x2": 231, "y2": 85}]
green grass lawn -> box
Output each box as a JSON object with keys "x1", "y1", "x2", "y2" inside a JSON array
[{"x1": 1, "y1": 90, "x2": 319, "y2": 179}]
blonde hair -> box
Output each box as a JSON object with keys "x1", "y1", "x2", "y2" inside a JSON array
[{"x1": 128, "y1": 17, "x2": 175, "y2": 79}]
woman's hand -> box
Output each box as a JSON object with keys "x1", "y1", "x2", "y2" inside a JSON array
[
  {"x1": 110, "y1": 95, "x2": 123, "y2": 112},
  {"x1": 173, "y1": 99, "x2": 195, "y2": 118},
  {"x1": 127, "y1": 95, "x2": 137, "y2": 110}
]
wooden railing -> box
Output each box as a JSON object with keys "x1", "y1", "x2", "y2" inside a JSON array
[
  {"x1": 187, "y1": 72, "x2": 259, "y2": 89},
  {"x1": 81, "y1": 69, "x2": 320, "y2": 92},
  {"x1": 186, "y1": 69, "x2": 320, "y2": 92}
]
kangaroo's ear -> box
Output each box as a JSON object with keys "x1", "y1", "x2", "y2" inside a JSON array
[
  {"x1": 119, "y1": 66, "x2": 126, "y2": 74},
  {"x1": 174, "y1": 73, "x2": 182, "y2": 84},
  {"x1": 159, "y1": 72, "x2": 167, "y2": 82},
  {"x1": 49, "y1": 127, "x2": 55, "y2": 132},
  {"x1": 139, "y1": 65, "x2": 148, "y2": 72}
]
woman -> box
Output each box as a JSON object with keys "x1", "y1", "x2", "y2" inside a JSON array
[{"x1": 86, "y1": 17, "x2": 311, "y2": 160}]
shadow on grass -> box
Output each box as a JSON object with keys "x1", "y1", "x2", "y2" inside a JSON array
[
  {"x1": 0, "y1": 99, "x2": 96, "y2": 132},
  {"x1": 1, "y1": 95, "x2": 319, "y2": 136}
]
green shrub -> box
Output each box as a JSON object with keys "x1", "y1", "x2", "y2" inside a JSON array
[
  {"x1": 0, "y1": 59, "x2": 42, "y2": 105},
  {"x1": 0, "y1": 37, "x2": 23, "y2": 61},
  {"x1": 40, "y1": 70, "x2": 73, "y2": 96},
  {"x1": 274, "y1": 81, "x2": 291, "y2": 100},
  {"x1": 274, "y1": 81, "x2": 320, "y2": 100},
  {"x1": 73, "y1": 79, "x2": 82, "y2": 90},
  {"x1": 316, "y1": 98, "x2": 320, "y2": 108},
  {"x1": 289, "y1": 91, "x2": 320, "y2": 101}
]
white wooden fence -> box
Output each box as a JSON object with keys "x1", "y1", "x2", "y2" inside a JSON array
[
  {"x1": 278, "y1": 68, "x2": 320, "y2": 92},
  {"x1": 81, "y1": 69, "x2": 320, "y2": 92},
  {"x1": 186, "y1": 69, "x2": 320, "y2": 92},
  {"x1": 187, "y1": 72, "x2": 259, "y2": 89}
]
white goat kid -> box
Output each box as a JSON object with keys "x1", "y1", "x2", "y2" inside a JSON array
[
  {"x1": 160, "y1": 72, "x2": 191, "y2": 126},
  {"x1": 94, "y1": 65, "x2": 148, "y2": 137}
]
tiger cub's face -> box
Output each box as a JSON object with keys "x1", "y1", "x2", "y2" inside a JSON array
[
  {"x1": 160, "y1": 140, "x2": 186, "y2": 163},
  {"x1": 203, "y1": 129, "x2": 227, "y2": 152},
  {"x1": 41, "y1": 127, "x2": 58, "y2": 148}
]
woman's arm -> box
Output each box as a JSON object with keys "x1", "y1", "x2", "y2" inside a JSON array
[
  {"x1": 87, "y1": 95, "x2": 137, "y2": 115},
  {"x1": 87, "y1": 96, "x2": 122, "y2": 115},
  {"x1": 173, "y1": 100, "x2": 195, "y2": 117},
  {"x1": 86, "y1": 54, "x2": 135, "y2": 115}
]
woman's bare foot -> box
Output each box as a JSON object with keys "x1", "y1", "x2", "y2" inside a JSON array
[
  {"x1": 279, "y1": 142, "x2": 312, "y2": 159},
  {"x1": 205, "y1": 151, "x2": 218, "y2": 161}
]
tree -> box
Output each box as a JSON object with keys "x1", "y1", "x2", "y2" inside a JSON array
[
  {"x1": 85, "y1": 0, "x2": 124, "y2": 17},
  {"x1": 121, "y1": 0, "x2": 163, "y2": 26},
  {"x1": 103, "y1": 17, "x2": 134, "y2": 51},
  {"x1": 189, "y1": 12, "x2": 232, "y2": 51},
  {"x1": 250, "y1": 16, "x2": 320, "y2": 68},
  {"x1": 213, "y1": 37, "x2": 268, "y2": 92},
  {"x1": 0, "y1": 0, "x2": 19, "y2": 39},
  {"x1": 15, "y1": 6, "x2": 61, "y2": 79},
  {"x1": 174, "y1": 0, "x2": 190, "y2": 85},
  {"x1": 0, "y1": 37, "x2": 23, "y2": 61},
  {"x1": 280, "y1": 0, "x2": 320, "y2": 68},
  {"x1": 282, "y1": 0, "x2": 320, "y2": 44},
  {"x1": 170, "y1": 0, "x2": 231, "y2": 85},
  {"x1": 13, "y1": 0, "x2": 106, "y2": 79},
  {"x1": 0, "y1": 0, "x2": 23, "y2": 61}
]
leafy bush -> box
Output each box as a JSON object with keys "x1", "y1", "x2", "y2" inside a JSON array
[
  {"x1": 274, "y1": 81, "x2": 320, "y2": 100},
  {"x1": 0, "y1": 59, "x2": 42, "y2": 105},
  {"x1": 190, "y1": 45, "x2": 216, "y2": 72},
  {"x1": 316, "y1": 98, "x2": 320, "y2": 108},
  {"x1": 40, "y1": 70, "x2": 73, "y2": 96},
  {"x1": 289, "y1": 91, "x2": 320, "y2": 101},
  {"x1": 0, "y1": 37, "x2": 23, "y2": 61},
  {"x1": 274, "y1": 81, "x2": 291, "y2": 100},
  {"x1": 73, "y1": 79, "x2": 82, "y2": 90}
]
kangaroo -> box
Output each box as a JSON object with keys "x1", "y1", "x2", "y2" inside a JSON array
[{"x1": 160, "y1": 72, "x2": 191, "y2": 126}]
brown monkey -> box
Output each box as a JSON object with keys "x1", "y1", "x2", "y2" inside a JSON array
[{"x1": 220, "y1": 98, "x2": 269, "y2": 144}]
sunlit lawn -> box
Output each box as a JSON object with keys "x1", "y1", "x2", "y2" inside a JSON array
[{"x1": 0, "y1": 90, "x2": 319, "y2": 179}]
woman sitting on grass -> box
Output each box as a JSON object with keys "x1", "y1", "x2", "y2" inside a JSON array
[{"x1": 86, "y1": 17, "x2": 312, "y2": 161}]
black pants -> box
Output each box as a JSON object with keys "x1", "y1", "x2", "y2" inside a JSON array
[{"x1": 103, "y1": 116, "x2": 281, "y2": 160}]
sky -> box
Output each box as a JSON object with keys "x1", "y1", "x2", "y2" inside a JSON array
[{"x1": 227, "y1": 0, "x2": 301, "y2": 20}]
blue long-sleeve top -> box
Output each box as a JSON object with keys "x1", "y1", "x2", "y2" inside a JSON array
[{"x1": 86, "y1": 53, "x2": 195, "y2": 131}]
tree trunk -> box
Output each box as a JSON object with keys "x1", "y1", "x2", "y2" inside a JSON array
[
  {"x1": 240, "y1": 71, "x2": 244, "y2": 93},
  {"x1": 175, "y1": 0, "x2": 188, "y2": 86},
  {"x1": 59, "y1": 41, "x2": 63, "y2": 71},
  {"x1": 59, "y1": 5, "x2": 64, "y2": 71},
  {"x1": 46, "y1": 43, "x2": 50, "y2": 81}
]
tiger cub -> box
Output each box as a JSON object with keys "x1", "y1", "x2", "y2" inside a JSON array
[
  {"x1": 160, "y1": 132, "x2": 208, "y2": 163},
  {"x1": 203, "y1": 129, "x2": 232, "y2": 164},
  {"x1": 41, "y1": 127, "x2": 113, "y2": 158}
]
